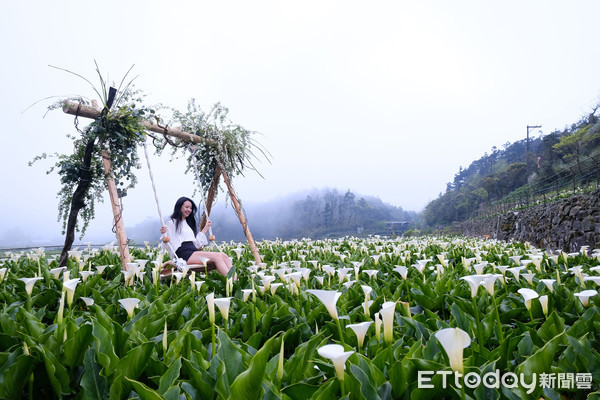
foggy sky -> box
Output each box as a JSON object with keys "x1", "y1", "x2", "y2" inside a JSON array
[{"x1": 1, "y1": 1, "x2": 600, "y2": 247}]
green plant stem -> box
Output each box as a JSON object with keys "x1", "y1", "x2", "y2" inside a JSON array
[
  {"x1": 335, "y1": 319, "x2": 345, "y2": 346},
  {"x1": 471, "y1": 297, "x2": 485, "y2": 363},
  {"x1": 491, "y1": 294, "x2": 504, "y2": 343},
  {"x1": 211, "y1": 323, "x2": 216, "y2": 357},
  {"x1": 404, "y1": 279, "x2": 411, "y2": 303},
  {"x1": 340, "y1": 376, "x2": 346, "y2": 397}
]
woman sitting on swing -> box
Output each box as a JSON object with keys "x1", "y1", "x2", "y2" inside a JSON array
[{"x1": 160, "y1": 196, "x2": 232, "y2": 276}]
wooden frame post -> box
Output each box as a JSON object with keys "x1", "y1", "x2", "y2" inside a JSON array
[
  {"x1": 219, "y1": 167, "x2": 262, "y2": 266},
  {"x1": 101, "y1": 150, "x2": 131, "y2": 269}
]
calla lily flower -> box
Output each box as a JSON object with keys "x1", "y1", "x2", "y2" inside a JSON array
[
  {"x1": 172, "y1": 272, "x2": 183, "y2": 284},
  {"x1": 118, "y1": 297, "x2": 140, "y2": 319},
  {"x1": 435, "y1": 327, "x2": 471, "y2": 374},
  {"x1": 517, "y1": 288, "x2": 539, "y2": 310},
  {"x1": 214, "y1": 297, "x2": 232, "y2": 322},
  {"x1": 539, "y1": 295, "x2": 548, "y2": 317},
  {"x1": 380, "y1": 301, "x2": 395, "y2": 345},
  {"x1": 522, "y1": 273, "x2": 535, "y2": 286},
  {"x1": 261, "y1": 276, "x2": 276, "y2": 291},
  {"x1": 194, "y1": 281, "x2": 204, "y2": 293},
  {"x1": 574, "y1": 290, "x2": 597, "y2": 307},
  {"x1": 460, "y1": 275, "x2": 486, "y2": 298},
  {"x1": 361, "y1": 269, "x2": 378, "y2": 280},
  {"x1": 337, "y1": 268, "x2": 352, "y2": 284},
  {"x1": 206, "y1": 292, "x2": 215, "y2": 324},
  {"x1": 482, "y1": 274, "x2": 501, "y2": 296},
  {"x1": 50, "y1": 266, "x2": 67, "y2": 279},
  {"x1": 19, "y1": 277, "x2": 44, "y2": 296},
  {"x1": 63, "y1": 278, "x2": 81, "y2": 307},
  {"x1": 583, "y1": 277, "x2": 600, "y2": 286},
  {"x1": 242, "y1": 289, "x2": 253, "y2": 302},
  {"x1": 317, "y1": 344, "x2": 354, "y2": 383},
  {"x1": 540, "y1": 279, "x2": 556, "y2": 292},
  {"x1": 57, "y1": 291, "x2": 65, "y2": 325},
  {"x1": 507, "y1": 266, "x2": 526, "y2": 282},
  {"x1": 314, "y1": 276, "x2": 325, "y2": 286},
  {"x1": 96, "y1": 265, "x2": 108, "y2": 275},
  {"x1": 271, "y1": 282, "x2": 284, "y2": 295},
  {"x1": 473, "y1": 262, "x2": 488, "y2": 275},
  {"x1": 347, "y1": 321, "x2": 373, "y2": 348},
  {"x1": 374, "y1": 312, "x2": 381, "y2": 342},
  {"x1": 79, "y1": 270, "x2": 95, "y2": 282},
  {"x1": 306, "y1": 289, "x2": 342, "y2": 321},
  {"x1": 232, "y1": 248, "x2": 244, "y2": 260},
  {"x1": 393, "y1": 266, "x2": 408, "y2": 280},
  {"x1": 80, "y1": 297, "x2": 95, "y2": 307}
]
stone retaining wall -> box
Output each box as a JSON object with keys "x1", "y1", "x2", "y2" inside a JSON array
[{"x1": 453, "y1": 189, "x2": 600, "y2": 252}]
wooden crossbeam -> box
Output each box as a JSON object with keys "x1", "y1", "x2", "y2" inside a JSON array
[{"x1": 62, "y1": 100, "x2": 262, "y2": 267}]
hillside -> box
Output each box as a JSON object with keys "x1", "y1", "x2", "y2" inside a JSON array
[{"x1": 424, "y1": 105, "x2": 600, "y2": 226}]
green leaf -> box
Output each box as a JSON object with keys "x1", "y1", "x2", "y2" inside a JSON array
[
  {"x1": 158, "y1": 357, "x2": 181, "y2": 395},
  {"x1": 92, "y1": 319, "x2": 118, "y2": 376},
  {"x1": 0, "y1": 348, "x2": 35, "y2": 400},
  {"x1": 64, "y1": 322, "x2": 93, "y2": 368},
  {"x1": 38, "y1": 344, "x2": 72, "y2": 396},
  {"x1": 228, "y1": 334, "x2": 278, "y2": 400},
  {"x1": 125, "y1": 377, "x2": 166, "y2": 400},
  {"x1": 350, "y1": 361, "x2": 382, "y2": 400},
  {"x1": 81, "y1": 348, "x2": 109, "y2": 400}
]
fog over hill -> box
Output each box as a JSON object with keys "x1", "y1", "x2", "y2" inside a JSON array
[{"x1": 0, "y1": 188, "x2": 420, "y2": 250}]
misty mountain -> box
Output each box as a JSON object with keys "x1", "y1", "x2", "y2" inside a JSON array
[{"x1": 126, "y1": 188, "x2": 421, "y2": 244}]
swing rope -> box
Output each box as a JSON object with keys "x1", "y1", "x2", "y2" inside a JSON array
[
  {"x1": 142, "y1": 138, "x2": 184, "y2": 266},
  {"x1": 188, "y1": 141, "x2": 223, "y2": 252}
]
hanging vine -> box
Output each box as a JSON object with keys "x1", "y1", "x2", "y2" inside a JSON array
[
  {"x1": 156, "y1": 99, "x2": 271, "y2": 199},
  {"x1": 31, "y1": 66, "x2": 154, "y2": 237}
]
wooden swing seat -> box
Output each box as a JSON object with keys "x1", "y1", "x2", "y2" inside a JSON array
[{"x1": 159, "y1": 259, "x2": 218, "y2": 278}]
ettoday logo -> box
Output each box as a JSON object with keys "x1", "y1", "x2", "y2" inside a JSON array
[{"x1": 418, "y1": 370, "x2": 594, "y2": 394}]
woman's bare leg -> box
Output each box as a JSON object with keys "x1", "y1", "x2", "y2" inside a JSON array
[{"x1": 188, "y1": 251, "x2": 231, "y2": 276}]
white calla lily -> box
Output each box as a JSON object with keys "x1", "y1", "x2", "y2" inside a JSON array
[
  {"x1": 50, "y1": 266, "x2": 67, "y2": 279},
  {"x1": 539, "y1": 295, "x2": 548, "y2": 317},
  {"x1": 460, "y1": 275, "x2": 486, "y2": 298},
  {"x1": 540, "y1": 279, "x2": 556, "y2": 293},
  {"x1": 118, "y1": 298, "x2": 140, "y2": 319},
  {"x1": 517, "y1": 288, "x2": 539, "y2": 311},
  {"x1": 206, "y1": 292, "x2": 215, "y2": 324},
  {"x1": 63, "y1": 278, "x2": 81, "y2": 307},
  {"x1": 435, "y1": 327, "x2": 471, "y2": 374},
  {"x1": 317, "y1": 344, "x2": 354, "y2": 382},
  {"x1": 380, "y1": 301, "x2": 395, "y2": 345},
  {"x1": 346, "y1": 321, "x2": 373, "y2": 348},
  {"x1": 214, "y1": 297, "x2": 232, "y2": 323},
  {"x1": 574, "y1": 290, "x2": 597, "y2": 307},
  {"x1": 393, "y1": 266, "x2": 408, "y2": 280},
  {"x1": 306, "y1": 289, "x2": 341, "y2": 321},
  {"x1": 19, "y1": 277, "x2": 43, "y2": 296}
]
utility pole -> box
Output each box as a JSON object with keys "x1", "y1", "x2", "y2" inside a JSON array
[{"x1": 526, "y1": 124, "x2": 541, "y2": 173}]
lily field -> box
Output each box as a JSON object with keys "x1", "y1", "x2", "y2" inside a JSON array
[{"x1": 1, "y1": 236, "x2": 600, "y2": 399}]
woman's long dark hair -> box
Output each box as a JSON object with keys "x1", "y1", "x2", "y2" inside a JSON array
[{"x1": 170, "y1": 196, "x2": 198, "y2": 235}]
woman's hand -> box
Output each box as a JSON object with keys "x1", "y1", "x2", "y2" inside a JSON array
[
  {"x1": 202, "y1": 220, "x2": 212, "y2": 234},
  {"x1": 160, "y1": 226, "x2": 170, "y2": 242}
]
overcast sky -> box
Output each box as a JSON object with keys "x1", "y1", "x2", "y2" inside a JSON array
[{"x1": 1, "y1": 1, "x2": 599, "y2": 246}]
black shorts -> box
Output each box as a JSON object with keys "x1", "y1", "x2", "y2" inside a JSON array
[{"x1": 175, "y1": 241, "x2": 198, "y2": 261}]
